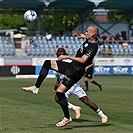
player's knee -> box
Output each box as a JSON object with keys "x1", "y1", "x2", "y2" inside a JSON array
[
  {"x1": 89, "y1": 79, "x2": 93, "y2": 83},
  {"x1": 80, "y1": 96, "x2": 91, "y2": 106},
  {"x1": 42, "y1": 60, "x2": 51, "y2": 70}
]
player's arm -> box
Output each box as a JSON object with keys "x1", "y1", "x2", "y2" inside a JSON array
[
  {"x1": 58, "y1": 48, "x2": 94, "y2": 64},
  {"x1": 85, "y1": 62, "x2": 95, "y2": 71},
  {"x1": 77, "y1": 33, "x2": 87, "y2": 39},
  {"x1": 58, "y1": 55, "x2": 88, "y2": 64}
]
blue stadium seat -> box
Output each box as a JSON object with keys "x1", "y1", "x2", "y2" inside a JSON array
[
  {"x1": 124, "y1": 49, "x2": 129, "y2": 56},
  {"x1": 61, "y1": 36, "x2": 65, "y2": 41},
  {"x1": 26, "y1": 48, "x2": 31, "y2": 56},
  {"x1": 44, "y1": 48, "x2": 50, "y2": 56},
  {"x1": 10, "y1": 48, "x2": 15, "y2": 56},
  {"x1": 0, "y1": 48, "x2": 5, "y2": 56},
  {"x1": 49, "y1": 49, "x2": 55, "y2": 56},
  {"x1": 70, "y1": 36, "x2": 74, "y2": 41},
  {"x1": 30, "y1": 48, "x2": 36, "y2": 56},
  {"x1": 115, "y1": 49, "x2": 120, "y2": 56},
  {"x1": 33, "y1": 36, "x2": 37, "y2": 41},
  {"x1": 40, "y1": 49, "x2": 45, "y2": 56},
  {"x1": 119, "y1": 49, "x2": 124, "y2": 56},
  {"x1": 129, "y1": 49, "x2": 133, "y2": 56},
  {"x1": 5, "y1": 48, "x2": 9, "y2": 56},
  {"x1": 68, "y1": 49, "x2": 74, "y2": 56},
  {"x1": 35, "y1": 48, "x2": 40, "y2": 56}
]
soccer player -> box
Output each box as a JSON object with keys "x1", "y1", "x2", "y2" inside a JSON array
[
  {"x1": 84, "y1": 61, "x2": 102, "y2": 91},
  {"x1": 53, "y1": 47, "x2": 107, "y2": 122},
  {"x1": 22, "y1": 26, "x2": 108, "y2": 127}
]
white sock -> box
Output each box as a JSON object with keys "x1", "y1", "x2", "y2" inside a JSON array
[
  {"x1": 68, "y1": 102, "x2": 78, "y2": 111},
  {"x1": 96, "y1": 108, "x2": 107, "y2": 118}
]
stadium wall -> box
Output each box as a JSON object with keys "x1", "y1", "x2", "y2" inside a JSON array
[{"x1": 0, "y1": 57, "x2": 133, "y2": 78}]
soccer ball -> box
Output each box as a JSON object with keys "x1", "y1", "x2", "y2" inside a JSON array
[{"x1": 24, "y1": 10, "x2": 37, "y2": 22}]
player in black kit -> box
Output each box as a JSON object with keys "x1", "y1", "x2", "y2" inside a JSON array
[
  {"x1": 84, "y1": 61, "x2": 102, "y2": 91},
  {"x1": 22, "y1": 26, "x2": 108, "y2": 127}
]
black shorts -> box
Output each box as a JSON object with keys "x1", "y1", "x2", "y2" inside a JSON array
[
  {"x1": 56, "y1": 60, "x2": 83, "y2": 89},
  {"x1": 84, "y1": 67, "x2": 93, "y2": 79}
]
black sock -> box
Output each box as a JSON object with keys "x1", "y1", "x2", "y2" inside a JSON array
[
  {"x1": 85, "y1": 81, "x2": 89, "y2": 91},
  {"x1": 56, "y1": 92, "x2": 70, "y2": 119},
  {"x1": 35, "y1": 74, "x2": 46, "y2": 88},
  {"x1": 35, "y1": 60, "x2": 51, "y2": 88},
  {"x1": 92, "y1": 80, "x2": 100, "y2": 87}
]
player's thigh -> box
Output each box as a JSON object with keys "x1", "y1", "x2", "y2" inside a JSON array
[
  {"x1": 51, "y1": 60, "x2": 58, "y2": 71},
  {"x1": 56, "y1": 84, "x2": 67, "y2": 93}
]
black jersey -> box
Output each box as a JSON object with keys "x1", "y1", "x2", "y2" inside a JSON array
[{"x1": 69, "y1": 39, "x2": 99, "y2": 75}]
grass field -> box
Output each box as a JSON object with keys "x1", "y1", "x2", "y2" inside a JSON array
[{"x1": 0, "y1": 76, "x2": 132, "y2": 133}]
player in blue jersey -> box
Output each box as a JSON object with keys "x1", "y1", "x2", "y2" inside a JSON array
[{"x1": 22, "y1": 26, "x2": 108, "y2": 127}]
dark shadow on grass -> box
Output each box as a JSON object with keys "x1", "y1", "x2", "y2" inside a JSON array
[
  {"x1": 63, "y1": 123, "x2": 112, "y2": 130},
  {"x1": 72, "y1": 118, "x2": 96, "y2": 122},
  {"x1": 33, "y1": 120, "x2": 112, "y2": 130}
]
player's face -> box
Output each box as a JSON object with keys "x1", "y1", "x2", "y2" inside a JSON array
[
  {"x1": 56, "y1": 52, "x2": 65, "y2": 57},
  {"x1": 85, "y1": 27, "x2": 95, "y2": 39}
]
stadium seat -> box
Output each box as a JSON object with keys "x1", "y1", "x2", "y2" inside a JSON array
[
  {"x1": 124, "y1": 49, "x2": 129, "y2": 56},
  {"x1": 70, "y1": 36, "x2": 74, "y2": 41},
  {"x1": 39, "y1": 44, "x2": 44, "y2": 48},
  {"x1": 40, "y1": 49, "x2": 45, "y2": 56},
  {"x1": 49, "y1": 49, "x2": 55, "y2": 56},
  {"x1": 35, "y1": 48, "x2": 40, "y2": 56},
  {"x1": 71, "y1": 40, "x2": 75, "y2": 44},
  {"x1": 0, "y1": 48, "x2": 5, "y2": 56},
  {"x1": 33, "y1": 36, "x2": 37, "y2": 41},
  {"x1": 44, "y1": 44, "x2": 49, "y2": 48},
  {"x1": 75, "y1": 40, "x2": 80, "y2": 44},
  {"x1": 61, "y1": 40, "x2": 66, "y2": 44},
  {"x1": 68, "y1": 49, "x2": 74, "y2": 56},
  {"x1": 56, "y1": 36, "x2": 60, "y2": 40},
  {"x1": 115, "y1": 49, "x2": 120, "y2": 56},
  {"x1": 10, "y1": 47, "x2": 15, "y2": 56},
  {"x1": 74, "y1": 36, "x2": 78, "y2": 40},
  {"x1": 30, "y1": 48, "x2": 36, "y2": 56},
  {"x1": 72, "y1": 44, "x2": 77, "y2": 50},
  {"x1": 56, "y1": 40, "x2": 62, "y2": 44},
  {"x1": 49, "y1": 44, "x2": 54, "y2": 49},
  {"x1": 129, "y1": 49, "x2": 133, "y2": 56},
  {"x1": 118, "y1": 44, "x2": 122, "y2": 49},
  {"x1": 119, "y1": 49, "x2": 124, "y2": 56},
  {"x1": 26, "y1": 48, "x2": 31, "y2": 56},
  {"x1": 43, "y1": 39, "x2": 47, "y2": 44},
  {"x1": 5, "y1": 48, "x2": 9, "y2": 56},
  {"x1": 113, "y1": 44, "x2": 118, "y2": 49},
  {"x1": 61, "y1": 36, "x2": 65, "y2": 41},
  {"x1": 44, "y1": 48, "x2": 50, "y2": 56}
]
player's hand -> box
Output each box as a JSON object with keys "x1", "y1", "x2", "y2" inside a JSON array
[
  {"x1": 85, "y1": 68, "x2": 88, "y2": 72},
  {"x1": 58, "y1": 55, "x2": 68, "y2": 60},
  {"x1": 77, "y1": 33, "x2": 87, "y2": 38}
]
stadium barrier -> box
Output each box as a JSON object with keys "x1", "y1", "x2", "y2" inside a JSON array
[{"x1": 0, "y1": 57, "x2": 132, "y2": 77}]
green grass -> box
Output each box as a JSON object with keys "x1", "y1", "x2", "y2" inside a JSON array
[{"x1": 0, "y1": 76, "x2": 133, "y2": 133}]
